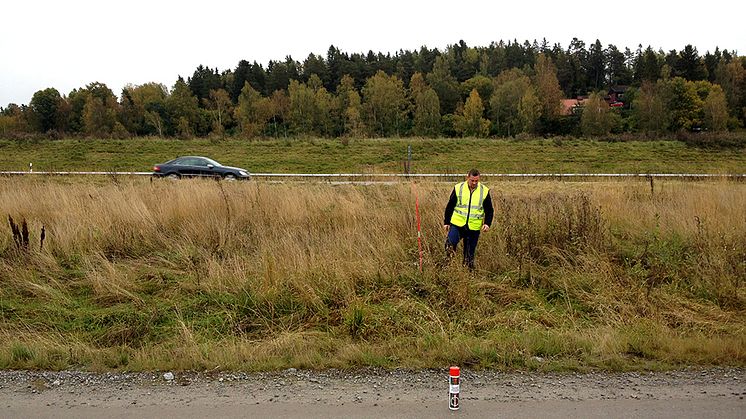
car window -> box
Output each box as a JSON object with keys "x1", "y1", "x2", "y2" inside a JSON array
[
  {"x1": 179, "y1": 157, "x2": 202, "y2": 166},
  {"x1": 172, "y1": 158, "x2": 191, "y2": 166},
  {"x1": 171, "y1": 157, "x2": 220, "y2": 167}
]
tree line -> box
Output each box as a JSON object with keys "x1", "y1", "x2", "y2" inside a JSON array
[{"x1": 1, "y1": 39, "x2": 744, "y2": 139}]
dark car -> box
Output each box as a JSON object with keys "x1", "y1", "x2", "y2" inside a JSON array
[{"x1": 152, "y1": 156, "x2": 251, "y2": 180}]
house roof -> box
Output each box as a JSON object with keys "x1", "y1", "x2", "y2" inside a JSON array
[{"x1": 560, "y1": 98, "x2": 584, "y2": 116}]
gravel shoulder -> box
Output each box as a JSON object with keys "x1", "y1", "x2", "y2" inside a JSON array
[{"x1": 2, "y1": 367, "x2": 744, "y2": 418}]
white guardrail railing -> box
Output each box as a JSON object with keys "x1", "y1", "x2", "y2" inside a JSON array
[{"x1": 0, "y1": 171, "x2": 744, "y2": 179}]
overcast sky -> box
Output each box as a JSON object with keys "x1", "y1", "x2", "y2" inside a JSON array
[{"x1": 1, "y1": 0, "x2": 743, "y2": 107}]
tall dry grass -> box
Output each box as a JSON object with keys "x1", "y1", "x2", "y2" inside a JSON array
[{"x1": 0, "y1": 176, "x2": 744, "y2": 371}]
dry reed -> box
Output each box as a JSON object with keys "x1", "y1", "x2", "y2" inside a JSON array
[{"x1": 0, "y1": 176, "x2": 743, "y2": 370}]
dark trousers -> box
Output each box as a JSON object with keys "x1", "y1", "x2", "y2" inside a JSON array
[{"x1": 445, "y1": 224, "x2": 481, "y2": 269}]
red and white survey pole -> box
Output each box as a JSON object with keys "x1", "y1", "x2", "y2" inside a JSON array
[{"x1": 449, "y1": 366, "x2": 460, "y2": 410}]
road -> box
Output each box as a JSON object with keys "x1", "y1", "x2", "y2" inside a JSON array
[{"x1": 1, "y1": 368, "x2": 743, "y2": 418}]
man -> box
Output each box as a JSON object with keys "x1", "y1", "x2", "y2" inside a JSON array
[{"x1": 443, "y1": 169, "x2": 494, "y2": 269}]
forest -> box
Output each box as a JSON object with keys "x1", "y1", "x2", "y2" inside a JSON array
[{"x1": 1, "y1": 39, "x2": 744, "y2": 140}]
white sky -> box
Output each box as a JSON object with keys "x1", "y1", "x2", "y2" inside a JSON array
[{"x1": 1, "y1": 0, "x2": 743, "y2": 106}]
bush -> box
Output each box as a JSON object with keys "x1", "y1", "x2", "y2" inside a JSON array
[{"x1": 677, "y1": 131, "x2": 746, "y2": 149}]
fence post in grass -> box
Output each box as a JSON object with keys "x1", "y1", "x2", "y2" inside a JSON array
[
  {"x1": 403, "y1": 144, "x2": 412, "y2": 179},
  {"x1": 648, "y1": 174, "x2": 654, "y2": 198}
]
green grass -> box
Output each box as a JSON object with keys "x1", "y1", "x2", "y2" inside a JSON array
[
  {"x1": 0, "y1": 178, "x2": 743, "y2": 372},
  {"x1": 0, "y1": 137, "x2": 744, "y2": 174}
]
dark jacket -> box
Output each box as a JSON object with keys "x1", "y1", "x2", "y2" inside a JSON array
[{"x1": 443, "y1": 185, "x2": 494, "y2": 228}]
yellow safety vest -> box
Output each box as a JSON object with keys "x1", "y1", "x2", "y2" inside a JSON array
[{"x1": 450, "y1": 181, "x2": 489, "y2": 230}]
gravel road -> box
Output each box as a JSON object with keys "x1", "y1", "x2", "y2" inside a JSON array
[{"x1": 2, "y1": 367, "x2": 743, "y2": 418}]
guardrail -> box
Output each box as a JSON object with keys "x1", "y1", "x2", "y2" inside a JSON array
[
  {"x1": 1, "y1": 171, "x2": 744, "y2": 179},
  {"x1": 0, "y1": 171, "x2": 152, "y2": 176},
  {"x1": 253, "y1": 173, "x2": 746, "y2": 179}
]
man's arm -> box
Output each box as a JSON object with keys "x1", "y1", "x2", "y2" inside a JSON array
[
  {"x1": 483, "y1": 193, "x2": 494, "y2": 227},
  {"x1": 443, "y1": 189, "x2": 457, "y2": 225}
]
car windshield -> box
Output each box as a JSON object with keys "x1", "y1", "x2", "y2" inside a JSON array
[{"x1": 201, "y1": 157, "x2": 221, "y2": 166}]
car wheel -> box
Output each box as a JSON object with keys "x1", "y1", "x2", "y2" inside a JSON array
[
  {"x1": 223, "y1": 173, "x2": 237, "y2": 181},
  {"x1": 166, "y1": 173, "x2": 180, "y2": 180}
]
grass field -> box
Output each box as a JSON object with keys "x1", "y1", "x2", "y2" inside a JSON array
[
  {"x1": 0, "y1": 176, "x2": 744, "y2": 372},
  {"x1": 1, "y1": 137, "x2": 745, "y2": 174}
]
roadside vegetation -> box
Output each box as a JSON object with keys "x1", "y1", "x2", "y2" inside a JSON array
[
  {"x1": 0, "y1": 177, "x2": 743, "y2": 371},
  {"x1": 0, "y1": 137, "x2": 745, "y2": 174}
]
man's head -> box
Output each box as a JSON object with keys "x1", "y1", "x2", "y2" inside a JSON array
[{"x1": 466, "y1": 168, "x2": 480, "y2": 190}]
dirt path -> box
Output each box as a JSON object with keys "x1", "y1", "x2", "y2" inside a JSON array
[{"x1": 2, "y1": 367, "x2": 743, "y2": 418}]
